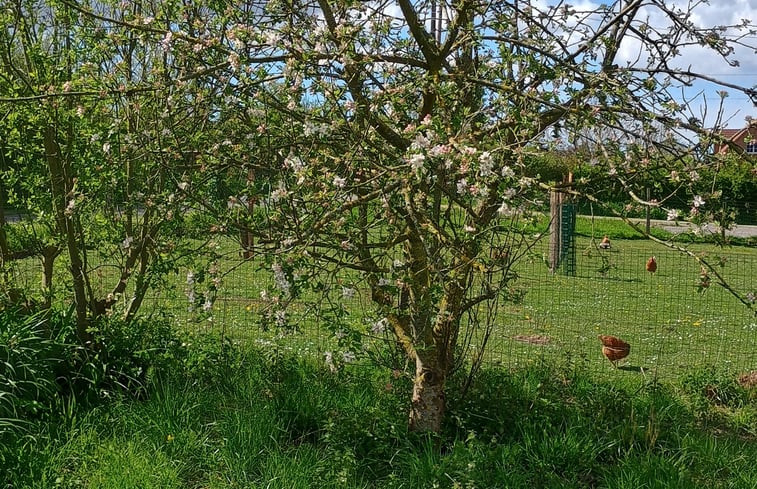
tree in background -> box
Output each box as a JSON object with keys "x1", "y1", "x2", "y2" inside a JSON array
[{"x1": 2, "y1": 0, "x2": 755, "y2": 431}]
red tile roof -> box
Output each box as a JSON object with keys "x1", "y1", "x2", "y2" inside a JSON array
[{"x1": 719, "y1": 128, "x2": 741, "y2": 139}]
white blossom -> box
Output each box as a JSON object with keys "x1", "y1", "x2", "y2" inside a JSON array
[
  {"x1": 501, "y1": 165, "x2": 515, "y2": 178},
  {"x1": 160, "y1": 31, "x2": 173, "y2": 51},
  {"x1": 666, "y1": 208, "x2": 680, "y2": 221},
  {"x1": 333, "y1": 176, "x2": 346, "y2": 188},
  {"x1": 342, "y1": 351, "x2": 356, "y2": 363},
  {"x1": 227, "y1": 52, "x2": 240, "y2": 71},
  {"x1": 407, "y1": 153, "x2": 425, "y2": 171},
  {"x1": 693, "y1": 195, "x2": 705, "y2": 208},
  {"x1": 274, "y1": 309, "x2": 286, "y2": 327},
  {"x1": 342, "y1": 287, "x2": 356, "y2": 299},
  {"x1": 324, "y1": 351, "x2": 336, "y2": 372},
  {"x1": 371, "y1": 318, "x2": 387, "y2": 334},
  {"x1": 272, "y1": 263, "x2": 291, "y2": 295}
]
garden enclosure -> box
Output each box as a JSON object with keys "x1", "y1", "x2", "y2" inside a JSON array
[{"x1": 8, "y1": 229, "x2": 755, "y2": 379}]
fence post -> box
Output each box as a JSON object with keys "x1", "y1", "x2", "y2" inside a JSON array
[{"x1": 549, "y1": 189, "x2": 562, "y2": 273}]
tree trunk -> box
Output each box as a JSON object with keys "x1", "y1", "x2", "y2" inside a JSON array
[
  {"x1": 409, "y1": 353, "x2": 446, "y2": 433},
  {"x1": 44, "y1": 125, "x2": 91, "y2": 345},
  {"x1": 41, "y1": 245, "x2": 59, "y2": 309}
]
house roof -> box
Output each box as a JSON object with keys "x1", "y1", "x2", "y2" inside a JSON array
[{"x1": 719, "y1": 128, "x2": 742, "y2": 140}]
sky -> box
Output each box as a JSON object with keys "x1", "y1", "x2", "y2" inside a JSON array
[
  {"x1": 569, "y1": 0, "x2": 757, "y2": 129},
  {"x1": 399, "y1": 0, "x2": 757, "y2": 128}
]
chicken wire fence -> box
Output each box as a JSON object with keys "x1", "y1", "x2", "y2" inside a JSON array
[
  {"x1": 5, "y1": 235, "x2": 756, "y2": 379},
  {"x1": 140, "y1": 236, "x2": 755, "y2": 378}
]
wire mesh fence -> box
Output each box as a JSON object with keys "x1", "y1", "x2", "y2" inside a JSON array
[{"x1": 4, "y1": 234, "x2": 756, "y2": 378}]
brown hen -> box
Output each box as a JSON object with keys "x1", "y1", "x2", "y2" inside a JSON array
[
  {"x1": 646, "y1": 256, "x2": 657, "y2": 274},
  {"x1": 598, "y1": 335, "x2": 631, "y2": 368}
]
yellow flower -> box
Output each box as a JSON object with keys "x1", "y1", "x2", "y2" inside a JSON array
[{"x1": 166, "y1": 434, "x2": 174, "y2": 442}]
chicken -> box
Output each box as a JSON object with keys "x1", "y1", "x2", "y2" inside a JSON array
[
  {"x1": 598, "y1": 334, "x2": 631, "y2": 368},
  {"x1": 599, "y1": 235, "x2": 611, "y2": 249},
  {"x1": 646, "y1": 256, "x2": 657, "y2": 274}
]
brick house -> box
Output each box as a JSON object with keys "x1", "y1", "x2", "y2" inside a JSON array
[{"x1": 712, "y1": 117, "x2": 757, "y2": 155}]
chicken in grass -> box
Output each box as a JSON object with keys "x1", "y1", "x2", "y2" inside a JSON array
[
  {"x1": 599, "y1": 235, "x2": 611, "y2": 249},
  {"x1": 646, "y1": 256, "x2": 657, "y2": 274},
  {"x1": 598, "y1": 335, "x2": 631, "y2": 368}
]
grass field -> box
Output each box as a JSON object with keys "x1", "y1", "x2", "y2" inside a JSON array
[
  {"x1": 2, "y1": 216, "x2": 756, "y2": 488},
  {"x1": 6, "y1": 216, "x2": 757, "y2": 378}
]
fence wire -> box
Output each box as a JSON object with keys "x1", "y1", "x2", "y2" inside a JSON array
[{"x1": 5, "y1": 235, "x2": 756, "y2": 378}]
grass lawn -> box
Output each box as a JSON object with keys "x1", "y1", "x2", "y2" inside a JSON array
[
  {"x1": 5, "y1": 216, "x2": 756, "y2": 379},
  {"x1": 3, "y1": 350, "x2": 755, "y2": 489}
]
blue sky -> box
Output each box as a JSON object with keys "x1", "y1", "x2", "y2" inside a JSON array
[{"x1": 561, "y1": 0, "x2": 757, "y2": 129}]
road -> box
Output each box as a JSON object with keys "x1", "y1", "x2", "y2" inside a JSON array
[{"x1": 627, "y1": 218, "x2": 757, "y2": 239}]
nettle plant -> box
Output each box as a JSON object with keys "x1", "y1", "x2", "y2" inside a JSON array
[{"x1": 6, "y1": 0, "x2": 755, "y2": 431}]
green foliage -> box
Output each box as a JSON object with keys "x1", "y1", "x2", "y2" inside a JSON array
[
  {"x1": 0, "y1": 310, "x2": 59, "y2": 431},
  {"x1": 3, "y1": 349, "x2": 755, "y2": 488},
  {"x1": 681, "y1": 367, "x2": 757, "y2": 436}
]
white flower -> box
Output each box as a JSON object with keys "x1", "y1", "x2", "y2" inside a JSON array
[
  {"x1": 411, "y1": 133, "x2": 431, "y2": 150},
  {"x1": 666, "y1": 208, "x2": 680, "y2": 221},
  {"x1": 62, "y1": 81, "x2": 72, "y2": 92},
  {"x1": 202, "y1": 298, "x2": 213, "y2": 312},
  {"x1": 407, "y1": 153, "x2": 425, "y2": 171},
  {"x1": 121, "y1": 236, "x2": 133, "y2": 250},
  {"x1": 464, "y1": 225, "x2": 475, "y2": 233},
  {"x1": 693, "y1": 195, "x2": 705, "y2": 208},
  {"x1": 227, "y1": 52, "x2": 240, "y2": 71},
  {"x1": 186, "y1": 271, "x2": 195, "y2": 285},
  {"x1": 102, "y1": 142, "x2": 111, "y2": 154},
  {"x1": 501, "y1": 165, "x2": 515, "y2": 178},
  {"x1": 689, "y1": 170, "x2": 700, "y2": 182},
  {"x1": 456, "y1": 178, "x2": 468, "y2": 194},
  {"x1": 274, "y1": 309, "x2": 286, "y2": 327},
  {"x1": 178, "y1": 181, "x2": 189, "y2": 191},
  {"x1": 324, "y1": 351, "x2": 336, "y2": 372},
  {"x1": 371, "y1": 318, "x2": 387, "y2": 334},
  {"x1": 160, "y1": 31, "x2": 173, "y2": 51},
  {"x1": 342, "y1": 351, "x2": 356, "y2": 363},
  {"x1": 497, "y1": 202, "x2": 512, "y2": 216},
  {"x1": 272, "y1": 263, "x2": 291, "y2": 295},
  {"x1": 333, "y1": 176, "x2": 346, "y2": 188},
  {"x1": 142, "y1": 16, "x2": 154, "y2": 25},
  {"x1": 342, "y1": 287, "x2": 356, "y2": 299}
]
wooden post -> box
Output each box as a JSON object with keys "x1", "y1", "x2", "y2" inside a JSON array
[
  {"x1": 241, "y1": 168, "x2": 255, "y2": 259},
  {"x1": 549, "y1": 189, "x2": 562, "y2": 273},
  {"x1": 645, "y1": 187, "x2": 651, "y2": 235}
]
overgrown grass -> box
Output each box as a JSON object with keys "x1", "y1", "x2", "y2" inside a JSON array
[{"x1": 2, "y1": 348, "x2": 755, "y2": 488}]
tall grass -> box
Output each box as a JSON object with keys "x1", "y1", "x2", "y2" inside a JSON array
[{"x1": 3, "y1": 347, "x2": 755, "y2": 488}]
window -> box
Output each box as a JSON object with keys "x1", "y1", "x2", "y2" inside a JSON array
[{"x1": 746, "y1": 140, "x2": 757, "y2": 154}]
